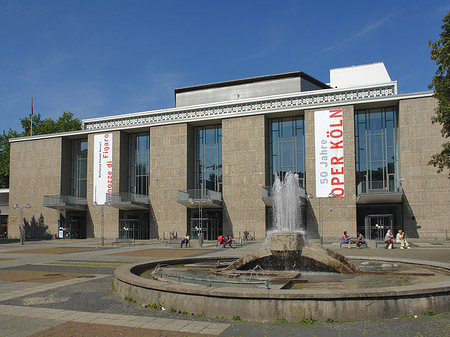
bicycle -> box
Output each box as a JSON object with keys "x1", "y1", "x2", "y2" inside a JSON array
[
  {"x1": 243, "y1": 231, "x2": 254, "y2": 241},
  {"x1": 220, "y1": 236, "x2": 237, "y2": 248}
]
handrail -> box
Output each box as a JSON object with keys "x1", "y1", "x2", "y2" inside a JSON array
[
  {"x1": 43, "y1": 195, "x2": 87, "y2": 205},
  {"x1": 152, "y1": 264, "x2": 269, "y2": 289},
  {"x1": 177, "y1": 189, "x2": 222, "y2": 202},
  {"x1": 108, "y1": 192, "x2": 149, "y2": 203},
  {"x1": 357, "y1": 180, "x2": 403, "y2": 195}
]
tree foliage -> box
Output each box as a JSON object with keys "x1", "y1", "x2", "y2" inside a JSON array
[
  {"x1": 428, "y1": 10, "x2": 450, "y2": 177},
  {"x1": 0, "y1": 111, "x2": 81, "y2": 188}
]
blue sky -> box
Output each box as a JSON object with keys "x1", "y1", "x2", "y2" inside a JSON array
[{"x1": 1, "y1": 0, "x2": 449, "y2": 132}]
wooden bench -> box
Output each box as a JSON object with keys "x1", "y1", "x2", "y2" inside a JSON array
[
  {"x1": 112, "y1": 238, "x2": 135, "y2": 246},
  {"x1": 339, "y1": 240, "x2": 368, "y2": 248}
]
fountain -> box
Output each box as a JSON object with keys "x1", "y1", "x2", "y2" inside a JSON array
[
  {"x1": 114, "y1": 172, "x2": 450, "y2": 321},
  {"x1": 226, "y1": 172, "x2": 360, "y2": 274}
]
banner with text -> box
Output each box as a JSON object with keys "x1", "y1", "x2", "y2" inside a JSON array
[
  {"x1": 314, "y1": 109, "x2": 344, "y2": 198},
  {"x1": 93, "y1": 133, "x2": 113, "y2": 204}
]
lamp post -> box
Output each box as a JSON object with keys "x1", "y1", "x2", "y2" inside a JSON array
[{"x1": 13, "y1": 203, "x2": 30, "y2": 245}]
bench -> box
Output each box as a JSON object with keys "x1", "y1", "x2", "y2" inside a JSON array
[
  {"x1": 112, "y1": 238, "x2": 135, "y2": 246},
  {"x1": 166, "y1": 238, "x2": 190, "y2": 247},
  {"x1": 375, "y1": 239, "x2": 394, "y2": 248},
  {"x1": 339, "y1": 240, "x2": 368, "y2": 248}
]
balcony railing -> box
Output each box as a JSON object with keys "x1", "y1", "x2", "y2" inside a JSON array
[
  {"x1": 357, "y1": 180, "x2": 403, "y2": 195},
  {"x1": 177, "y1": 189, "x2": 222, "y2": 208},
  {"x1": 43, "y1": 195, "x2": 87, "y2": 211},
  {"x1": 107, "y1": 192, "x2": 149, "y2": 210},
  {"x1": 356, "y1": 180, "x2": 404, "y2": 204}
]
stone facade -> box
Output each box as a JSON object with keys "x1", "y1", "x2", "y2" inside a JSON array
[
  {"x1": 9, "y1": 137, "x2": 62, "y2": 239},
  {"x1": 222, "y1": 115, "x2": 266, "y2": 240},
  {"x1": 149, "y1": 123, "x2": 189, "y2": 238},
  {"x1": 399, "y1": 97, "x2": 450, "y2": 239}
]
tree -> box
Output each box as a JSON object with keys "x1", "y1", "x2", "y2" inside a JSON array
[
  {"x1": 428, "y1": 10, "x2": 450, "y2": 177},
  {"x1": 20, "y1": 111, "x2": 81, "y2": 136},
  {"x1": 0, "y1": 111, "x2": 81, "y2": 188}
]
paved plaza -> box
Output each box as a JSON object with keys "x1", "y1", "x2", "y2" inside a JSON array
[{"x1": 0, "y1": 238, "x2": 448, "y2": 337}]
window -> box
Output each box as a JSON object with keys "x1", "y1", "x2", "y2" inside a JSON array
[
  {"x1": 194, "y1": 125, "x2": 222, "y2": 192},
  {"x1": 269, "y1": 116, "x2": 305, "y2": 187},
  {"x1": 129, "y1": 132, "x2": 149, "y2": 196},
  {"x1": 354, "y1": 107, "x2": 398, "y2": 192},
  {"x1": 71, "y1": 139, "x2": 87, "y2": 198}
]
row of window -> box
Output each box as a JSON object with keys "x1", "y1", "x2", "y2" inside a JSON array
[{"x1": 70, "y1": 107, "x2": 398, "y2": 198}]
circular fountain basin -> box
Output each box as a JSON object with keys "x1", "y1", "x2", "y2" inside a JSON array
[{"x1": 114, "y1": 256, "x2": 450, "y2": 322}]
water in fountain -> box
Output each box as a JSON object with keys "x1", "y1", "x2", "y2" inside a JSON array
[{"x1": 272, "y1": 172, "x2": 305, "y2": 234}]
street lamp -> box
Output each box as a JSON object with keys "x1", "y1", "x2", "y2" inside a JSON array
[{"x1": 13, "y1": 203, "x2": 30, "y2": 245}]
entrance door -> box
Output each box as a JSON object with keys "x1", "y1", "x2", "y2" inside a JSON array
[
  {"x1": 59, "y1": 213, "x2": 86, "y2": 239},
  {"x1": 189, "y1": 210, "x2": 222, "y2": 240},
  {"x1": 119, "y1": 211, "x2": 149, "y2": 240},
  {"x1": 364, "y1": 214, "x2": 394, "y2": 240}
]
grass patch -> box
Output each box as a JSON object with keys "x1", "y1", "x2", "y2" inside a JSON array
[
  {"x1": 124, "y1": 296, "x2": 136, "y2": 303},
  {"x1": 300, "y1": 318, "x2": 317, "y2": 325}
]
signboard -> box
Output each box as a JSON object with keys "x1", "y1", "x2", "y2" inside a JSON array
[
  {"x1": 93, "y1": 133, "x2": 113, "y2": 204},
  {"x1": 314, "y1": 109, "x2": 344, "y2": 198}
]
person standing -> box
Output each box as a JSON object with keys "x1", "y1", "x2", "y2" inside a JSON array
[{"x1": 396, "y1": 230, "x2": 411, "y2": 249}]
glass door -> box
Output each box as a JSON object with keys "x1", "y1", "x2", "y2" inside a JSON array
[{"x1": 365, "y1": 214, "x2": 393, "y2": 240}]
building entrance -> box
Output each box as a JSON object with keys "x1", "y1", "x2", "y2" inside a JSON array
[
  {"x1": 59, "y1": 213, "x2": 86, "y2": 239},
  {"x1": 119, "y1": 211, "x2": 149, "y2": 240},
  {"x1": 357, "y1": 204, "x2": 401, "y2": 240},
  {"x1": 188, "y1": 210, "x2": 222, "y2": 241},
  {"x1": 364, "y1": 214, "x2": 394, "y2": 240}
]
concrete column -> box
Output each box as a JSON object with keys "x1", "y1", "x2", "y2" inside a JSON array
[
  {"x1": 222, "y1": 115, "x2": 266, "y2": 240},
  {"x1": 149, "y1": 123, "x2": 189, "y2": 238}
]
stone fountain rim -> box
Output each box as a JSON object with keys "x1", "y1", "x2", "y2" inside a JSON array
[{"x1": 114, "y1": 256, "x2": 450, "y2": 300}]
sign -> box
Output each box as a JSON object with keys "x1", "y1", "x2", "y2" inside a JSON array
[
  {"x1": 93, "y1": 133, "x2": 113, "y2": 204},
  {"x1": 314, "y1": 109, "x2": 344, "y2": 198}
]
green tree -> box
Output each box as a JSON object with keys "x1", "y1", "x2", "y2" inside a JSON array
[
  {"x1": 0, "y1": 111, "x2": 81, "y2": 188},
  {"x1": 428, "y1": 10, "x2": 450, "y2": 177}
]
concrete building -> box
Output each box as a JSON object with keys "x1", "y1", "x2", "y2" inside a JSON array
[{"x1": 8, "y1": 63, "x2": 450, "y2": 242}]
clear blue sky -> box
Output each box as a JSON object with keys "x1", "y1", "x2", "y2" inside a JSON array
[{"x1": 1, "y1": 0, "x2": 449, "y2": 133}]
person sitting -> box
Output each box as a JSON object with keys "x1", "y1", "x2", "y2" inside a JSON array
[
  {"x1": 180, "y1": 233, "x2": 190, "y2": 248},
  {"x1": 341, "y1": 231, "x2": 351, "y2": 248},
  {"x1": 356, "y1": 231, "x2": 365, "y2": 249},
  {"x1": 396, "y1": 230, "x2": 411, "y2": 249},
  {"x1": 385, "y1": 229, "x2": 395, "y2": 249},
  {"x1": 222, "y1": 235, "x2": 233, "y2": 248}
]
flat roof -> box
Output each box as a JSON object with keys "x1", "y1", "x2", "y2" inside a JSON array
[{"x1": 174, "y1": 71, "x2": 330, "y2": 94}]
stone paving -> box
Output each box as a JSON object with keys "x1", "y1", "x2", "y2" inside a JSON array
[{"x1": 0, "y1": 238, "x2": 448, "y2": 336}]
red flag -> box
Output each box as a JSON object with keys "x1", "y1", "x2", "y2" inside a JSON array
[{"x1": 31, "y1": 97, "x2": 33, "y2": 117}]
